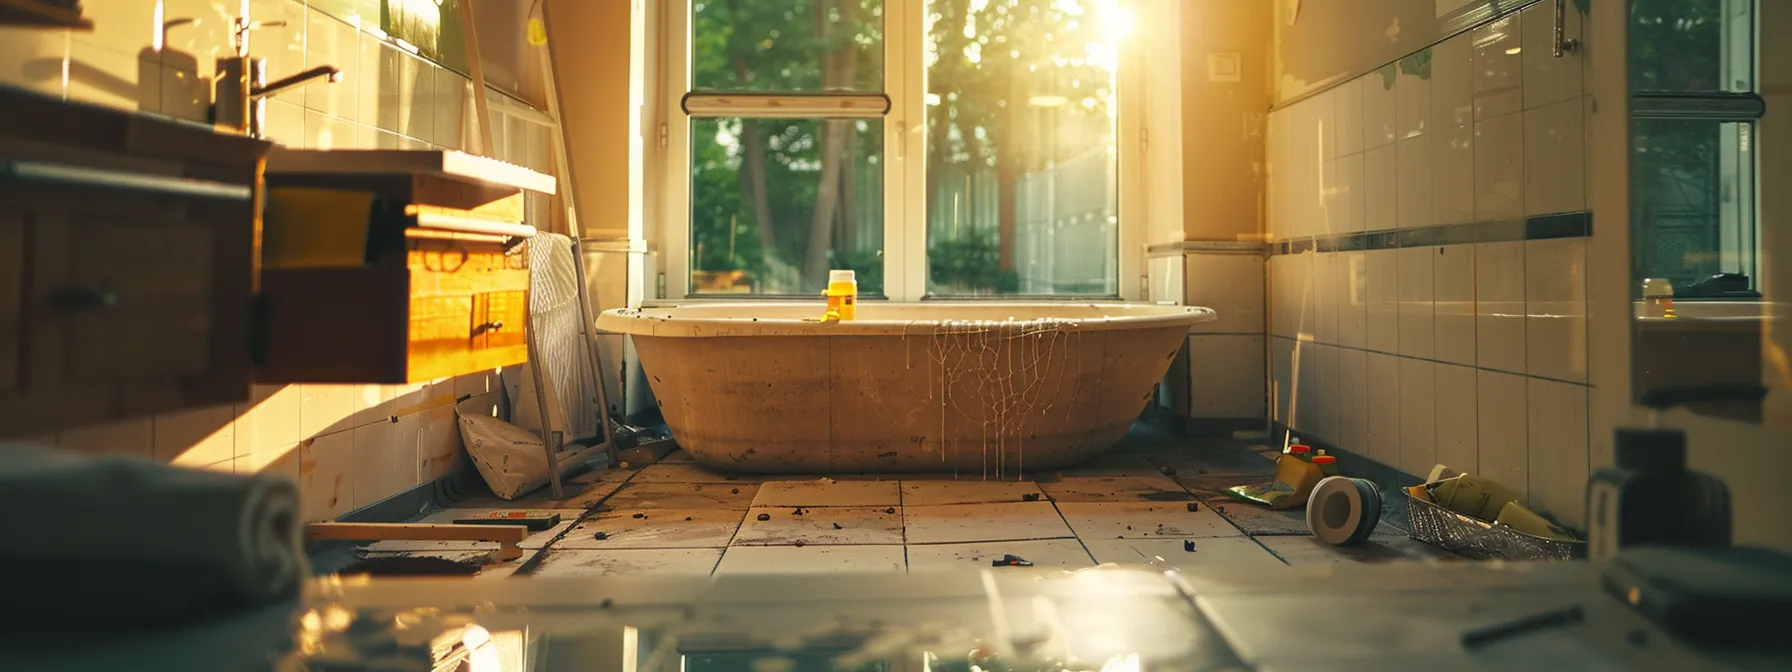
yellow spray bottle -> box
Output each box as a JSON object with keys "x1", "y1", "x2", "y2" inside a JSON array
[{"x1": 824, "y1": 269, "x2": 857, "y2": 321}]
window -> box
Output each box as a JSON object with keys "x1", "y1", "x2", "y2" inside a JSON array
[
  {"x1": 1629, "y1": 0, "x2": 1762, "y2": 298},
  {"x1": 667, "y1": 0, "x2": 1136, "y2": 300}
]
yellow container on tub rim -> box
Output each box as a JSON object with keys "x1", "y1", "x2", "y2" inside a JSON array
[{"x1": 824, "y1": 269, "x2": 857, "y2": 321}]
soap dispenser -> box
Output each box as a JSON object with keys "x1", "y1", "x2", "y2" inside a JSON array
[{"x1": 1586, "y1": 386, "x2": 1757, "y2": 562}]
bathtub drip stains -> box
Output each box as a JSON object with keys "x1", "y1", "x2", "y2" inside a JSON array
[{"x1": 914, "y1": 319, "x2": 1086, "y2": 480}]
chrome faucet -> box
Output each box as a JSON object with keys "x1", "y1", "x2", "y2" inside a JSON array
[{"x1": 212, "y1": 16, "x2": 339, "y2": 139}]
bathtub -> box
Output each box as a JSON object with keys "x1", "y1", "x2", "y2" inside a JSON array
[{"x1": 597, "y1": 302, "x2": 1216, "y2": 475}]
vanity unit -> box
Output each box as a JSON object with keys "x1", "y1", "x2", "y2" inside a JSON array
[
  {"x1": 0, "y1": 87, "x2": 271, "y2": 436},
  {"x1": 255, "y1": 149, "x2": 554, "y2": 384}
]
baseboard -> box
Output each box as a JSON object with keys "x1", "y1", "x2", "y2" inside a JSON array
[{"x1": 1185, "y1": 417, "x2": 1269, "y2": 437}]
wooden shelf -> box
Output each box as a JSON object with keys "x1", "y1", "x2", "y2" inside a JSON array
[{"x1": 0, "y1": 0, "x2": 92, "y2": 29}]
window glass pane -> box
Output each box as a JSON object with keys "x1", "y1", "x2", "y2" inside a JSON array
[
  {"x1": 689, "y1": 117, "x2": 885, "y2": 295},
  {"x1": 1629, "y1": 0, "x2": 1753, "y2": 92},
  {"x1": 692, "y1": 0, "x2": 885, "y2": 93},
  {"x1": 923, "y1": 0, "x2": 1122, "y2": 296},
  {"x1": 382, "y1": 0, "x2": 470, "y2": 73},
  {"x1": 1631, "y1": 119, "x2": 1757, "y2": 296}
]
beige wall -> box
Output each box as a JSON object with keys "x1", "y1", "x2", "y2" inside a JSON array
[
  {"x1": 0, "y1": 0, "x2": 558, "y2": 522},
  {"x1": 544, "y1": 0, "x2": 642, "y2": 241},
  {"x1": 1179, "y1": 0, "x2": 1272, "y2": 242},
  {"x1": 1272, "y1": 0, "x2": 1442, "y2": 104}
]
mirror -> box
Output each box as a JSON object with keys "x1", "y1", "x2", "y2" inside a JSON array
[{"x1": 1627, "y1": 0, "x2": 1782, "y2": 424}]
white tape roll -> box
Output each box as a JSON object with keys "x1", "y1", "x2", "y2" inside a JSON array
[{"x1": 1307, "y1": 476, "x2": 1383, "y2": 546}]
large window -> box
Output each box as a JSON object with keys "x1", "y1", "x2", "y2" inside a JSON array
[
  {"x1": 670, "y1": 0, "x2": 1132, "y2": 300},
  {"x1": 1629, "y1": 0, "x2": 1762, "y2": 298}
]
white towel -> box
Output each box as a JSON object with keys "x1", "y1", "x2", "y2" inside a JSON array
[{"x1": 0, "y1": 443, "x2": 305, "y2": 617}]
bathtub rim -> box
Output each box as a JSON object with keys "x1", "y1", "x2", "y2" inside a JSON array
[{"x1": 596, "y1": 301, "x2": 1217, "y2": 338}]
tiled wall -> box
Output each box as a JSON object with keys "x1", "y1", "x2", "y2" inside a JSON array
[
  {"x1": 0, "y1": 0, "x2": 559, "y2": 522},
  {"x1": 1265, "y1": 3, "x2": 1596, "y2": 527}
]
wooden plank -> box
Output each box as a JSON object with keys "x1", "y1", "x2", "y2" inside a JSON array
[
  {"x1": 456, "y1": 0, "x2": 496, "y2": 157},
  {"x1": 305, "y1": 522, "x2": 528, "y2": 562},
  {"x1": 265, "y1": 149, "x2": 555, "y2": 195}
]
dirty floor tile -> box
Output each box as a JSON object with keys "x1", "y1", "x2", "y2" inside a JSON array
[
  {"x1": 600, "y1": 482, "x2": 758, "y2": 510},
  {"x1": 903, "y1": 501, "x2": 1073, "y2": 544},
  {"x1": 1143, "y1": 449, "x2": 1279, "y2": 477},
  {"x1": 1255, "y1": 530, "x2": 1459, "y2": 566},
  {"x1": 905, "y1": 539, "x2": 1094, "y2": 573},
  {"x1": 713, "y1": 544, "x2": 906, "y2": 575},
  {"x1": 1053, "y1": 501, "x2": 1245, "y2": 540},
  {"x1": 529, "y1": 548, "x2": 723, "y2": 577},
  {"x1": 1036, "y1": 475, "x2": 1195, "y2": 503},
  {"x1": 660, "y1": 450, "x2": 696, "y2": 463},
  {"x1": 630, "y1": 462, "x2": 755, "y2": 484},
  {"x1": 447, "y1": 466, "x2": 636, "y2": 510},
  {"x1": 1201, "y1": 499, "x2": 1314, "y2": 536},
  {"x1": 901, "y1": 480, "x2": 1045, "y2": 506},
  {"x1": 399, "y1": 508, "x2": 586, "y2": 549},
  {"x1": 1083, "y1": 537, "x2": 1283, "y2": 569},
  {"x1": 732, "y1": 506, "x2": 904, "y2": 546},
  {"x1": 557, "y1": 509, "x2": 744, "y2": 549},
  {"x1": 1053, "y1": 453, "x2": 1165, "y2": 478},
  {"x1": 752, "y1": 479, "x2": 902, "y2": 508}
]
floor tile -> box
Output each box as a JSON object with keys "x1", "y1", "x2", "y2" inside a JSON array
[
  {"x1": 751, "y1": 479, "x2": 902, "y2": 507},
  {"x1": 903, "y1": 501, "x2": 1074, "y2": 544},
  {"x1": 732, "y1": 506, "x2": 904, "y2": 546},
  {"x1": 713, "y1": 544, "x2": 906, "y2": 575},
  {"x1": 660, "y1": 450, "x2": 696, "y2": 463},
  {"x1": 447, "y1": 466, "x2": 635, "y2": 510},
  {"x1": 1036, "y1": 475, "x2": 1195, "y2": 503},
  {"x1": 351, "y1": 548, "x2": 536, "y2": 579},
  {"x1": 600, "y1": 482, "x2": 758, "y2": 510},
  {"x1": 556, "y1": 509, "x2": 743, "y2": 549},
  {"x1": 631, "y1": 462, "x2": 753, "y2": 484},
  {"x1": 1054, "y1": 453, "x2": 1164, "y2": 478},
  {"x1": 1255, "y1": 530, "x2": 1460, "y2": 566},
  {"x1": 529, "y1": 548, "x2": 722, "y2": 577},
  {"x1": 901, "y1": 480, "x2": 1046, "y2": 506},
  {"x1": 905, "y1": 539, "x2": 1094, "y2": 573},
  {"x1": 362, "y1": 509, "x2": 583, "y2": 552},
  {"x1": 1174, "y1": 476, "x2": 1314, "y2": 536},
  {"x1": 1053, "y1": 502, "x2": 1244, "y2": 540},
  {"x1": 1142, "y1": 449, "x2": 1279, "y2": 478},
  {"x1": 1083, "y1": 537, "x2": 1284, "y2": 569}
]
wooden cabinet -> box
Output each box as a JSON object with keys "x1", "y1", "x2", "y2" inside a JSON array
[
  {"x1": 0, "y1": 88, "x2": 270, "y2": 436},
  {"x1": 256, "y1": 149, "x2": 553, "y2": 384}
]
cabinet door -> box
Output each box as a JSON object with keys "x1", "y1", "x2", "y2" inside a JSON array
[{"x1": 0, "y1": 214, "x2": 22, "y2": 395}]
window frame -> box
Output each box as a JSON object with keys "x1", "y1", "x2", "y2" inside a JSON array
[{"x1": 657, "y1": 0, "x2": 1144, "y2": 302}]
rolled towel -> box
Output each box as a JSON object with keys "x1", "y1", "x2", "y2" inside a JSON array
[{"x1": 0, "y1": 443, "x2": 305, "y2": 626}]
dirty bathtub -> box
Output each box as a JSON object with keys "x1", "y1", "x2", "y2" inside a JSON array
[{"x1": 597, "y1": 302, "x2": 1215, "y2": 475}]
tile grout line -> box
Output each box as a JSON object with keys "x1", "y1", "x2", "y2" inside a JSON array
[
  {"x1": 1169, "y1": 464, "x2": 1292, "y2": 566},
  {"x1": 511, "y1": 464, "x2": 651, "y2": 577}
]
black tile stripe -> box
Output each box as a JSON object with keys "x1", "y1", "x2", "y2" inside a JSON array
[{"x1": 1268, "y1": 211, "x2": 1591, "y2": 255}]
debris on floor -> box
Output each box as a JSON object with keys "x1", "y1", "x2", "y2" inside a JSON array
[
  {"x1": 992, "y1": 554, "x2": 1033, "y2": 567},
  {"x1": 1307, "y1": 476, "x2": 1383, "y2": 546},
  {"x1": 339, "y1": 554, "x2": 487, "y2": 577},
  {"x1": 1224, "y1": 441, "x2": 1327, "y2": 510},
  {"x1": 1406, "y1": 464, "x2": 1583, "y2": 559}
]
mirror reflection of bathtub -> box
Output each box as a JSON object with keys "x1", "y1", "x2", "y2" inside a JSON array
[
  {"x1": 1633, "y1": 301, "x2": 1777, "y2": 423},
  {"x1": 598, "y1": 302, "x2": 1216, "y2": 475}
]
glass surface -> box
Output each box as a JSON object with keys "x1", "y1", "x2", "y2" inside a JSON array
[
  {"x1": 381, "y1": 0, "x2": 470, "y2": 72},
  {"x1": 692, "y1": 0, "x2": 885, "y2": 93},
  {"x1": 1629, "y1": 0, "x2": 1753, "y2": 92},
  {"x1": 1631, "y1": 119, "x2": 1758, "y2": 295},
  {"x1": 923, "y1": 0, "x2": 1123, "y2": 296},
  {"x1": 689, "y1": 117, "x2": 885, "y2": 295}
]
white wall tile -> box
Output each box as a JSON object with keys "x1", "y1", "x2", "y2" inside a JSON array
[
  {"x1": 1366, "y1": 353, "x2": 1402, "y2": 468},
  {"x1": 304, "y1": 7, "x2": 360, "y2": 121},
  {"x1": 1363, "y1": 67, "x2": 1399, "y2": 149},
  {"x1": 1398, "y1": 357, "x2": 1436, "y2": 476},
  {"x1": 1395, "y1": 49, "x2": 1431, "y2": 140},
  {"x1": 1336, "y1": 251, "x2": 1368, "y2": 349},
  {"x1": 1312, "y1": 90, "x2": 1337, "y2": 168},
  {"x1": 1187, "y1": 253, "x2": 1265, "y2": 334},
  {"x1": 1432, "y1": 33, "x2": 1474, "y2": 129},
  {"x1": 300, "y1": 431, "x2": 355, "y2": 522},
  {"x1": 1524, "y1": 97, "x2": 1588, "y2": 215},
  {"x1": 160, "y1": 64, "x2": 211, "y2": 122},
  {"x1": 1316, "y1": 343, "x2": 1341, "y2": 444},
  {"x1": 1297, "y1": 253, "x2": 1318, "y2": 338},
  {"x1": 66, "y1": 42, "x2": 157, "y2": 112},
  {"x1": 237, "y1": 385, "x2": 302, "y2": 456},
  {"x1": 1521, "y1": 1, "x2": 1585, "y2": 110},
  {"x1": 1294, "y1": 338, "x2": 1319, "y2": 434},
  {"x1": 263, "y1": 99, "x2": 306, "y2": 146},
  {"x1": 1336, "y1": 347, "x2": 1369, "y2": 454},
  {"x1": 1527, "y1": 378, "x2": 1589, "y2": 527},
  {"x1": 1434, "y1": 363, "x2": 1478, "y2": 472},
  {"x1": 1363, "y1": 144, "x2": 1397, "y2": 231},
  {"x1": 0, "y1": 27, "x2": 67, "y2": 98},
  {"x1": 1337, "y1": 151, "x2": 1365, "y2": 233},
  {"x1": 162, "y1": 0, "x2": 235, "y2": 77},
  {"x1": 432, "y1": 67, "x2": 468, "y2": 150},
  {"x1": 1525, "y1": 238, "x2": 1588, "y2": 383},
  {"x1": 1474, "y1": 112, "x2": 1526, "y2": 221},
  {"x1": 1396, "y1": 136, "x2": 1433, "y2": 229},
  {"x1": 299, "y1": 384, "x2": 361, "y2": 439},
  {"x1": 1191, "y1": 335, "x2": 1268, "y2": 419},
  {"x1": 73, "y1": 0, "x2": 157, "y2": 55},
  {"x1": 1434, "y1": 244, "x2": 1476, "y2": 366},
  {"x1": 1476, "y1": 369, "x2": 1529, "y2": 504},
  {"x1": 303, "y1": 109, "x2": 358, "y2": 150},
  {"x1": 352, "y1": 413, "x2": 421, "y2": 510},
  {"x1": 1270, "y1": 336, "x2": 1295, "y2": 425},
  {"x1": 1313, "y1": 253, "x2": 1339, "y2": 345},
  {"x1": 376, "y1": 44, "x2": 432, "y2": 140},
  {"x1": 1335, "y1": 76, "x2": 1364, "y2": 157},
  {"x1": 1432, "y1": 123, "x2": 1476, "y2": 225},
  {"x1": 1148, "y1": 254, "x2": 1184, "y2": 305},
  {"x1": 1366, "y1": 249, "x2": 1399, "y2": 353},
  {"x1": 247, "y1": 0, "x2": 306, "y2": 88},
  {"x1": 1268, "y1": 111, "x2": 1289, "y2": 241},
  {"x1": 1476, "y1": 241, "x2": 1527, "y2": 374},
  {"x1": 153, "y1": 404, "x2": 236, "y2": 468},
  {"x1": 1397, "y1": 247, "x2": 1435, "y2": 359},
  {"x1": 1472, "y1": 15, "x2": 1523, "y2": 121}
]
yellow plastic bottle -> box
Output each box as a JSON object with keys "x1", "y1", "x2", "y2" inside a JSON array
[{"x1": 824, "y1": 269, "x2": 857, "y2": 321}]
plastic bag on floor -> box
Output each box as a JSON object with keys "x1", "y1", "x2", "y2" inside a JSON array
[{"x1": 457, "y1": 407, "x2": 548, "y2": 500}]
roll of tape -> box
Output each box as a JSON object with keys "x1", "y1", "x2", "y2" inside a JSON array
[{"x1": 1307, "y1": 476, "x2": 1383, "y2": 546}]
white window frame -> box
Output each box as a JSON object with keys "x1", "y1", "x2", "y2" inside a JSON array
[{"x1": 657, "y1": 0, "x2": 1144, "y2": 302}]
